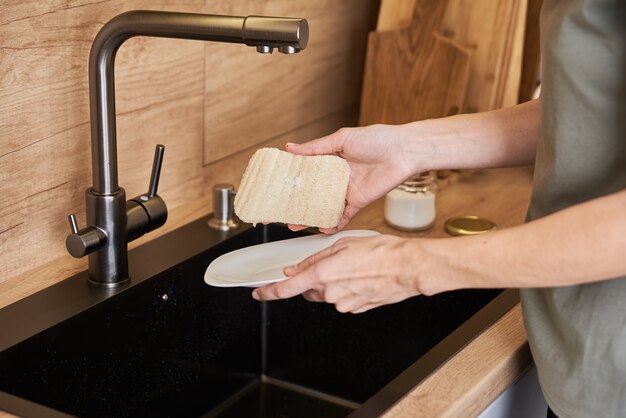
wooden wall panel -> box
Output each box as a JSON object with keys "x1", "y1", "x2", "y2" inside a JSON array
[
  {"x1": 0, "y1": 0, "x2": 206, "y2": 284},
  {"x1": 0, "y1": 0, "x2": 376, "y2": 285},
  {"x1": 202, "y1": 0, "x2": 377, "y2": 164}
]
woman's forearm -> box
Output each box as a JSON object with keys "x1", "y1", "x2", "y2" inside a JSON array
[
  {"x1": 397, "y1": 99, "x2": 540, "y2": 173},
  {"x1": 414, "y1": 188, "x2": 626, "y2": 294}
]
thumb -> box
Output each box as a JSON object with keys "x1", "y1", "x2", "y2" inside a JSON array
[{"x1": 320, "y1": 204, "x2": 360, "y2": 234}]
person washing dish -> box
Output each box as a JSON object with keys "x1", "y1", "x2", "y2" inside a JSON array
[{"x1": 252, "y1": 1, "x2": 626, "y2": 416}]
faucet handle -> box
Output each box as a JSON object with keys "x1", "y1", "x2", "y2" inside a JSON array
[
  {"x1": 147, "y1": 144, "x2": 165, "y2": 198},
  {"x1": 126, "y1": 144, "x2": 168, "y2": 242},
  {"x1": 68, "y1": 213, "x2": 80, "y2": 235},
  {"x1": 66, "y1": 214, "x2": 106, "y2": 258}
]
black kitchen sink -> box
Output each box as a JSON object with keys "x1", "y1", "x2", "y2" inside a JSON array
[{"x1": 0, "y1": 217, "x2": 517, "y2": 418}]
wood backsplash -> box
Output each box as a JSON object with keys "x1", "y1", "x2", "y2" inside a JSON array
[
  {"x1": 0, "y1": 0, "x2": 378, "y2": 284},
  {"x1": 203, "y1": 1, "x2": 377, "y2": 164}
]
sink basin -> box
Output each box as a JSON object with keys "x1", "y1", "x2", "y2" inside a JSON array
[{"x1": 0, "y1": 217, "x2": 517, "y2": 417}]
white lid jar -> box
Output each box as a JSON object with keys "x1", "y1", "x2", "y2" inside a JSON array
[{"x1": 384, "y1": 171, "x2": 437, "y2": 231}]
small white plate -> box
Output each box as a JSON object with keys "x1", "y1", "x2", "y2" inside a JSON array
[{"x1": 204, "y1": 229, "x2": 380, "y2": 288}]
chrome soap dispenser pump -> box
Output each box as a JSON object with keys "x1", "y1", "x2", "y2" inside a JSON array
[{"x1": 66, "y1": 10, "x2": 309, "y2": 287}]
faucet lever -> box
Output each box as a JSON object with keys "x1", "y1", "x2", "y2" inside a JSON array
[
  {"x1": 66, "y1": 214, "x2": 107, "y2": 258},
  {"x1": 148, "y1": 144, "x2": 165, "y2": 198},
  {"x1": 125, "y1": 145, "x2": 168, "y2": 243},
  {"x1": 68, "y1": 213, "x2": 80, "y2": 234}
]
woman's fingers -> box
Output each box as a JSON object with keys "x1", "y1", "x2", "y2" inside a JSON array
[
  {"x1": 252, "y1": 273, "x2": 314, "y2": 301},
  {"x1": 252, "y1": 235, "x2": 420, "y2": 315},
  {"x1": 285, "y1": 132, "x2": 345, "y2": 156},
  {"x1": 287, "y1": 224, "x2": 308, "y2": 232},
  {"x1": 351, "y1": 303, "x2": 382, "y2": 314},
  {"x1": 254, "y1": 241, "x2": 347, "y2": 301},
  {"x1": 317, "y1": 204, "x2": 361, "y2": 234},
  {"x1": 283, "y1": 242, "x2": 343, "y2": 276},
  {"x1": 302, "y1": 289, "x2": 324, "y2": 302},
  {"x1": 337, "y1": 204, "x2": 360, "y2": 231}
]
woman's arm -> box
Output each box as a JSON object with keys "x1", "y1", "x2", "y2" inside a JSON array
[
  {"x1": 398, "y1": 98, "x2": 540, "y2": 172},
  {"x1": 421, "y1": 187, "x2": 626, "y2": 293},
  {"x1": 252, "y1": 188, "x2": 626, "y2": 313}
]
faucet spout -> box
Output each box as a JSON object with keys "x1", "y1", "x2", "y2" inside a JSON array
[{"x1": 89, "y1": 10, "x2": 308, "y2": 194}]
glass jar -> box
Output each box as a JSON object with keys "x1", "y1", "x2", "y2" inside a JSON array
[{"x1": 384, "y1": 171, "x2": 437, "y2": 231}]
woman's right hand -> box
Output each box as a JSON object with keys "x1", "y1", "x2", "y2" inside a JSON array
[{"x1": 286, "y1": 124, "x2": 420, "y2": 233}]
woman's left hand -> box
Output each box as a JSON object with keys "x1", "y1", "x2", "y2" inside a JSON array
[{"x1": 251, "y1": 234, "x2": 430, "y2": 313}]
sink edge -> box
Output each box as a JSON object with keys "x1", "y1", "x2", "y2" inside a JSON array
[
  {"x1": 0, "y1": 215, "x2": 251, "y2": 352},
  {"x1": 349, "y1": 288, "x2": 520, "y2": 418}
]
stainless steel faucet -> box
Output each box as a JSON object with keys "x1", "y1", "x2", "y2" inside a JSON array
[{"x1": 66, "y1": 10, "x2": 309, "y2": 287}]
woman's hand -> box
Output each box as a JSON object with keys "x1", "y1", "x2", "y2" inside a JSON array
[
  {"x1": 285, "y1": 101, "x2": 541, "y2": 233},
  {"x1": 286, "y1": 125, "x2": 420, "y2": 233},
  {"x1": 251, "y1": 234, "x2": 434, "y2": 313}
]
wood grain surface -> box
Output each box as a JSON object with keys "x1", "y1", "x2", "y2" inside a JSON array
[
  {"x1": 1, "y1": 0, "x2": 203, "y2": 284},
  {"x1": 518, "y1": 0, "x2": 543, "y2": 103},
  {"x1": 202, "y1": 1, "x2": 378, "y2": 165},
  {"x1": 359, "y1": 0, "x2": 471, "y2": 126},
  {"x1": 0, "y1": 0, "x2": 376, "y2": 285},
  {"x1": 349, "y1": 167, "x2": 533, "y2": 237},
  {"x1": 376, "y1": 0, "x2": 416, "y2": 31},
  {"x1": 364, "y1": 0, "x2": 528, "y2": 124},
  {"x1": 441, "y1": 0, "x2": 528, "y2": 112}
]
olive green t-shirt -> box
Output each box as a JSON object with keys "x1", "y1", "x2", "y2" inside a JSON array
[{"x1": 521, "y1": 0, "x2": 626, "y2": 416}]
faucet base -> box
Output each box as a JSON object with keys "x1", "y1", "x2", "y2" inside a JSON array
[
  {"x1": 86, "y1": 188, "x2": 129, "y2": 286},
  {"x1": 87, "y1": 276, "x2": 130, "y2": 288},
  {"x1": 207, "y1": 216, "x2": 239, "y2": 231}
]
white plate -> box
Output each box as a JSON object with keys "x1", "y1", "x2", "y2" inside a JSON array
[{"x1": 204, "y1": 229, "x2": 380, "y2": 288}]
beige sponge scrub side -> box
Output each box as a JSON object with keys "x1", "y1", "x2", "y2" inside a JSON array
[{"x1": 234, "y1": 148, "x2": 350, "y2": 229}]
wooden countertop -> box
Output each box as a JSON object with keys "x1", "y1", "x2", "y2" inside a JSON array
[{"x1": 0, "y1": 166, "x2": 534, "y2": 417}]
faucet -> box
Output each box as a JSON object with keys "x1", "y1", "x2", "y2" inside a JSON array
[{"x1": 65, "y1": 10, "x2": 309, "y2": 287}]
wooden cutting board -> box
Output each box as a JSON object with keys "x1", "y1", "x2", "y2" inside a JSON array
[
  {"x1": 518, "y1": 0, "x2": 543, "y2": 103},
  {"x1": 359, "y1": 1, "x2": 471, "y2": 126},
  {"x1": 376, "y1": 0, "x2": 416, "y2": 31},
  {"x1": 361, "y1": 0, "x2": 528, "y2": 126},
  {"x1": 441, "y1": 0, "x2": 527, "y2": 112}
]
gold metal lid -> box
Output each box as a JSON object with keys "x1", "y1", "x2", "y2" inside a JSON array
[{"x1": 444, "y1": 215, "x2": 497, "y2": 236}]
